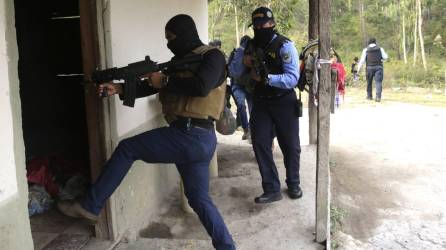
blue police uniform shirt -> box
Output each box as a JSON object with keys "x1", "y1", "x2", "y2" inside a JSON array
[
  {"x1": 228, "y1": 42, "x2": 248, "y2": 81},
  {"x1": 229, "y1": 35, "x2": 300, "y2": 89},
  {"x1": 267, "y1": 35, "x2": 300, "y2": 90}
]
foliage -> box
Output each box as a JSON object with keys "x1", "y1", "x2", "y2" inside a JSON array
[
  {"x1": 209, "y1": 0, "x2": 446, "y2": 86},
  {"x1": 384, "y1": 58, "x2": 446, "y2": 87},
  {"x1": 208, "y1": 0, "x2": 308, "y2": 54},
  {"x1": 332, "y1": 0, "x2": 446, "y2": 86},
  {"x1": 330, "y1": 205, "x2": 347, "y2": 233}
]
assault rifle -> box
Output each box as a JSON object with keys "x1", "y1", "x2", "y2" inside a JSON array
[
  {"x1": 92, "y1": 54, "x2": 203, "y2": 107},
  {"x1": 245, "y1": 43, "x2": 269, "y2": 84}
]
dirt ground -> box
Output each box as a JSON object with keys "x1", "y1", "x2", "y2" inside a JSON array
[{"x1": 330, "y1": 99, "x2": 446, "y2": 249}]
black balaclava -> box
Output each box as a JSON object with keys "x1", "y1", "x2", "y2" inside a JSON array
[
  {"x1": 165, "y1": 14, "x2": 203, "y2": 57},
  {"x1": 253, "y1": 27, "x2": 276, "y2": 48},
  {"x1": 251, "y1": 7, "x2": 277, "y2": 48}
]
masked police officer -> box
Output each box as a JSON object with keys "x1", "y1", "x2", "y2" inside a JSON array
[
  {"x1": 243, "y1": 7, "x2": 302, "y2": 203},
  {"x1": 57, "y1": 14, "x2": 235, "y2": 250}
]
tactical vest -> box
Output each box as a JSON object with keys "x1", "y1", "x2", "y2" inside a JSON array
[
  {"x1": 366, "y1": 46, "x2": 383, "y2": 66},
  {"x1": 159, "y1": 45, "x2": 226, "y2": 123},
  {"x1": 254, "y1": 34, "x2": 294, "y2": 98}
]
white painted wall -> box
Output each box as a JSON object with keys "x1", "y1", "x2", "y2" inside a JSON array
[
  {"x1": 99, "y1": 0, "x2": 209, "y2": 238},
  {"x1": 0, "y1": 0, "x2": 18, "y2": 203},
  {"x1": 104, "y1": 0, "x2": 208, "y2": 137},
  {"x1": 0, "y1": 0, "x2": 33, "y2": 248}
]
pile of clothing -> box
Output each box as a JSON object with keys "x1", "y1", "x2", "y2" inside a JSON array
[{"x1": 26, "y1": 155, "x2": 88, "y2": 216}]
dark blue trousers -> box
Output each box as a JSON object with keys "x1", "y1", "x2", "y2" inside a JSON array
[
  {"x1": 250, "y1": 92, "x2": 301, "y2": 194},
  {"x1": 231, "y1": 84, "x2": 252, "y2": 130},
  {"x1": 82, "y1": 125, "x2": 235, "y2": 250},
  {"x1": 366, "y1": 65, "x2": 384, "y2": 99}
]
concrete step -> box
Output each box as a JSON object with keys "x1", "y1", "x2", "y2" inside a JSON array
[{"x1": 113, "y1": 238, "x2": 213, "y2": 250}]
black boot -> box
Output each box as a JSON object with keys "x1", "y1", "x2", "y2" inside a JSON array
[
  {"x1": 287, "y1": 186, "x2": 303, "y2": 199},
  {"x1": 254, "y1": 192, "x2": 282, "y2": 204}
]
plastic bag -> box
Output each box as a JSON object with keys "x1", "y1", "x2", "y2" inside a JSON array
[
  {"x1": 216, "y1": 106, "x2": 237, "y2": 135},
  {"x1": 28, "y1": 185, "x2": 53, "y2": 216}
]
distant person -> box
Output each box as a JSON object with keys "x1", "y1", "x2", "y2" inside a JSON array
[
  {"x1": 331, "y1": 55, "x2": 346, "y2": 107},
  {"x1": 228, "y1": 35, "x2": 253, "y2": 140},
  {"x1": 351, "y1": 56, "x2": 359, "y2": 82},
  {"x1": 357, "y1": 38, "x2": 388, "y2": 102}
]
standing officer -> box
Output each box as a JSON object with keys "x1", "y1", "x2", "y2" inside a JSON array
[
  {"x1": 57, "y1": 14, "x2": 235, "y2": 250},
  {"x1": 244, "y1": 7, "x2": 302, "y2": 203},
  {"x1": 357, "y1": 37, "x2": 388, "y2": 102}
]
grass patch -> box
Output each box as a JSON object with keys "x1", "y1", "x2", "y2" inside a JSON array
[
  {"x1": 299, "y1": 85, "x2": 446, "y2": 109},
  {"x1": 331, "y1": 205, "x2": 347, "y2": 233},
  {"x1": 340, "y1": 86, "x2": 446, "y2": 108},
  {"x1": 331, "y1": 205, "x2": 347, "y2": 250}
]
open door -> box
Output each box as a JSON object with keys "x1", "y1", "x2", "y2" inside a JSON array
[
  {"x1": 79, "y1": 0, "x2": 113, "y2": 239},
  {"x1": 14, "y1": 0, "x2": 112, "y2": 247}
]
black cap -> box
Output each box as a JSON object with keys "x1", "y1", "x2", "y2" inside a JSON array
[{"x1": 250, "y1": 7, "x2": 274, "y2": 27}]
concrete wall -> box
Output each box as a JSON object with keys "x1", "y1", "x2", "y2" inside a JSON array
[
  {"x1": 99, "y1": 0, "x2": 209, "y2": 239},
  {"x1": 0, "y1": 0, "x2": 33, "y2": 249}
]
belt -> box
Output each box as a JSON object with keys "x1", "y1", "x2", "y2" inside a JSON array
[
  {"x1": 170, "y1": 117, "x2": 214, "y2": 130},
  {"x1": 258, "y1": 89, "x2": 294, "y2": 99}
]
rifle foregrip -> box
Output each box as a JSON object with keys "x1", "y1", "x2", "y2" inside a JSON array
[{"x1": 92, "y1": 67, "x2": 118, "y2": 83}]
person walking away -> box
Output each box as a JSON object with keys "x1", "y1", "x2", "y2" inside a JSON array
[{"x1": 357, "y1": 38, "x2": 388, "y2": 102}]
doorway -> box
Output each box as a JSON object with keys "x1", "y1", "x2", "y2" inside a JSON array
[{"x1": 14, "y1": 0, "x2": 109, "y2": 248}]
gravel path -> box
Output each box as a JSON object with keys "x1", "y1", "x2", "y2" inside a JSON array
[{"x1": 331, "y1": 102, "x2": 446, "y2": 249}]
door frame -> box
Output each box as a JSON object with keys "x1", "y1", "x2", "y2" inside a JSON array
[{"x1": 79, "y1": 0, "x2": 114, "y2": 239}]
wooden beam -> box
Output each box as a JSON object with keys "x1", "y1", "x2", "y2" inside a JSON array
[
  {"x1": 79, "y1": 0, "x2": 112, "y2": 239},
  {"x1": 315, "y1": 0, "x2": 331, "y2": 244},
  {"x1": 308, "y1": 0, "x2": 319, "y2": 144}
]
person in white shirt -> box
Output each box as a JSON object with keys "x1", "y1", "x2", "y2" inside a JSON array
[{"x1": 357, "y1": 38, "x2": 388, "y2": 102}]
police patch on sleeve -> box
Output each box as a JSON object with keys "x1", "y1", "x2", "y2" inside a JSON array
[{"x1": 282, "y1": 52, "x2": 292, "y2": 63}]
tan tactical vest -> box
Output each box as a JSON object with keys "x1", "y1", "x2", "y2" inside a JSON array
[{"x1": 159, "y1": 45, "x2": 226, "y2": 123}]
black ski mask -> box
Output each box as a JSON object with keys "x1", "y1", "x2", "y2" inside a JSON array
[
  {"x1": 253, "y1": 27, "x2": 276, "y2": 48},
  {"x1": 165, "y1": 14, "x2": 203, "y2": 57}
]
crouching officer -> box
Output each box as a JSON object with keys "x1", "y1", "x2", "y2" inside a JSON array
[
  {"x1": 57, "y1": 14, "x2": 235, "y2": 250},
  {"x1": 244, "y1": 7, "x2": 302, "y2": 204}
]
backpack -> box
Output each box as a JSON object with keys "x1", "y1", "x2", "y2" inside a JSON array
[{"x1": 297, "y1": 40, "x2": 319, "y2": 95}]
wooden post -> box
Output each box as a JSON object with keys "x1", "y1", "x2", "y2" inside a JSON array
[
  {"x1": 308, "y1": 0, "x2": 319, "y2": 144},
  {"x1": 316, "y1": 0, "x2": 331, "y2": 244}
]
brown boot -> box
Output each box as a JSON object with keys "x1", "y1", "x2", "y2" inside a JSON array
[{"x1": 57, "y1": 200, "x2": 98, "y2": 224}]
